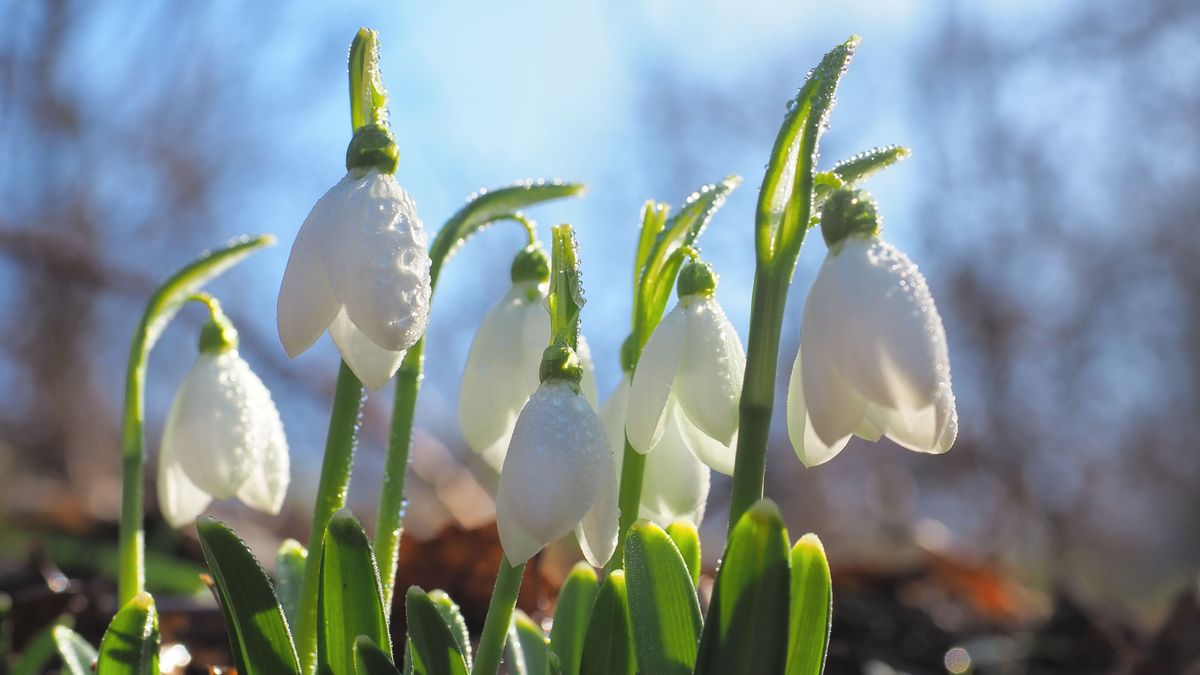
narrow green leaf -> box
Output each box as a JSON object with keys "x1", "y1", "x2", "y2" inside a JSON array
[
  {"x1": 276, "y1": 539, "x2": 308, "y2": 633},
  {"x1": 13, "y1": 617, "x2": 68, "y2": 675},
  {"x1": 96, "y1": 592, "x2": 159, "y2": 675},
  {"x1": 428, "y1": 590, "x2": 471, "y2": 670},
  {"x1": 694, "y1": 500, "x2": 791, "y2": 675},
  {"x1": 319, "y1": 511, "x2": 392, "y2": 675},
  {"x1": 636, "y1": 177, "x2": 740, "y2": 337},
  {"x1": 505, "y1": 610, "x2": 549, "y2": 675},
  {"x1": 633, "y1": 200, "x2": 669, "y2": 298},
  {"x1": 755, "y1": 37, "x2": 859, "y2": 266},
  {"x1": 53, "y1": 625, "x2": 98, "y2": 675},
  {"x1": 624, "y1": 521, "x2": 702, "y2": 675},
  {"x1": 429, "y1": 181, "x2": 586, "y2": 284},
  {"x1": 785, "y1": 534, "x2": 833, "y2": 675},
  {"x1": 355, "y1": 636, "x2": 403, "y2": 675},
  {"x1": 549, "y1": 562, "x2": 599, "y2": 675},
  {"x1": 579, "y1": 571, "x2": 635, "y2": 675},
  {"x1": 405, "y1": 587, "x2": 468, "y2": 675},
  {"x1": 830, "y1": 145, "x2": 911, "y2": 187},
  {"x1": 196, "y1": 517, "x2": 300, "y2": 675},
  {"x1": 665, "y1": 521, "x2": 702, "y2": 587}
]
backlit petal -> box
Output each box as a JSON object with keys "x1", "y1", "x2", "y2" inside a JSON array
[
  {"x1": 786, "y1": 349, "x2": 851, "y2": 467},
  {"x1": 157, "y1": 428, "x2": 212, "y2": 528},
  {"x1": 674, "y1": 296, "x2": 744, "y2": 445},
  {"x1": 329, "y1": 308, "x2": 405, "y2": 390},
  {"x1": 234, "y1": 366, "x2": 290, "y2": 515},
  {"x1": 639, "y1": 406, "x2": 710, "y2": 526},
  {"x1": 626, "y1": 305, "x2": 686, "y2": 453},
  {"x1": 168, "y1": 353, "x2": 257, "y2": 500},
  {"x1": 277, "y1": 196, "x2": 340, "y2": 358}
]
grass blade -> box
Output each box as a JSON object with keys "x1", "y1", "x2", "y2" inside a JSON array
[{"x1": 505, "y1": 609, "x2": 549, "y2": 675}]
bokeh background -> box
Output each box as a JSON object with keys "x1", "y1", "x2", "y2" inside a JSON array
[{"x1": 3, "y1": 0, "x2": 1199, "y2": 669}]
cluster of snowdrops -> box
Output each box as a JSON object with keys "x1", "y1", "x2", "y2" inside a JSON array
[{"x1": 50, "y1": 28, "x2": 957, "y2": 675}]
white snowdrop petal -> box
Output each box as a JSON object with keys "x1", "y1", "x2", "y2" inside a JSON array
[
  {"x1": 639, "y1": 407, "x2": 710, "y2": 526},
  {"x1": 935, "y1": 384, "x2": 959, "y2": 452},
  {"x1": 673, "y1": 402, "x2": 736, "y2": 476},
  {"x1": 234, "y1": 366, "x2": 290, "y2": 515},
  {"x1": 798, "y1": 338, "x2": 866, "y2": 453},
  {"x1": 460, "y1": 283, "x2": 544, "y2": 471},
  {"x1": 157, "y1": 429, "x2": 212, "y2": 528},
  {"x1": 496, "y1": 488, "x2": 548, "y2": 566},
  {"x1": 674, "y1": 296, "x2": 744, "y2": 446},
  {"x1": 626, "y1": 306, "x2": 686, "y2": 453},
  {"x1": 601, "y1": 376, "x2": 632, "y2": 460},
  {"x1": 816, "y1": 239, "x2": 948, "y2": 412},
  {"x1": 277, "y1": 207, "x2": 340, "y2": 358},
  {"x1": 577, "y1": 336, "x2": 599, "y2": 410},
  {"x1": 321, "y1": 171, "x2": 432, "y2": 353},
  {"x1": 495, "y1": 381, "x2": 608, "y2": 563},
  {"x1": 785, "y1": 349, "x2": 852, "y2": 467},
  {"x1": 329, "y1": 308, "x2": 406, "y2": 390},
  {"x1": 575, "y1": 438, "x2": 619, "y2": 567},
  {"x1": 169, "y1": 353, "x2": 258, "y2": 500}
]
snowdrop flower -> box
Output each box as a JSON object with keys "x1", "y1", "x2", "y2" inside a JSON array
[
  {"x1": 602, "y1": 376, "x2": 709, "y2": 527},
  {"x1": 277, "y1": 142, "x2": 432, "y2": 390},
  {"x1": 625, "y1": 260, "x2": 745, "y2": 475},
  {"x1": 158, "y1": 315, "x2": 289, "y2": 528},
  {"x1": 495, "y1": 346, "x2": 618, "y2": 567},
  {"x1": 459, "y1": 246, "x2": 598, "y2": 472},
  {"x1": 787, "y1": 189, "x2": 957, "y2": 467}
]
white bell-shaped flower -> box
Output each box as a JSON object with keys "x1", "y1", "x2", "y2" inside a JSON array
[
  {"x1": 459, "y1": 276, "x2": 598, "y2": 472},
  {"x1": 602, "y1": 376, "x2": 709, "y2": 528},
  {"x1": 787, "y1": 190, "x2": 957, "y2": 467},
  {"x1": 277, "y1": 168, "x2": 432, "y2": 390},
  {"x1": 495, "y1": 378, "x2": 618, "y2": 567},
  {"x1": 625, "y1": 262, "x2": 744, "y2": 475},
  {"x1": 157, "y1": 340, "x2": 289, "y2": 528}
]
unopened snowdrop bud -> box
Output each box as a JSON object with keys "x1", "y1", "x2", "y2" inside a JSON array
[
  {"x1": 787, "y1": 188, "x2": 957, "y2": 467},
  {"x1": 602, "y1": 376, "x2": 709, "y2": 528},
  {"x1": 625, "y1": 260, "x2": 745, "y2": 474},
  {"x1": 276, "y1": 164, "x2": 432, "y2": 390},
  {"x1": 495, "y1": 375, "x2": 617, "y2": 567},
  {"x1": 158, "y1": 317, "x2": 289, "y2": 528},
  {"x1": 459, "y1": 250, "x2": 597, "y2": 473}
]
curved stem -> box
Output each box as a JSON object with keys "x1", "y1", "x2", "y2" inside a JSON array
[
  {"x1": 295, "y1": 361, "x2": 366, "y2": 673},
  {"x1": 472, "y1": 560, "x2": 525, "y2": 675},
  {"x1": 373, "y1": 340, "x2": 423, "y2": 608}
]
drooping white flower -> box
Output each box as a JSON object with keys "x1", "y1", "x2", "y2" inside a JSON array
[
  {"x1": 157, "y1": 348, "x2": 289, "y2": 528},
  {"x1": 602, "y1": 376, "x2": 709, "y2": 528},
  {"x1": 277, "y1": 168, "x2": 432, "y2": 389},
  {"x1": 625, "y1": 263, "x2": 744, "y2": 475},
  {"x1": 459, "y1": 279, "x2": 598, "y2": 472},
  {"x1": 495, "y1": 379, "x2": 617, "y2": 567},
  {"x1": 787, "y1": 232, "x2": 957, "y2": 467}
]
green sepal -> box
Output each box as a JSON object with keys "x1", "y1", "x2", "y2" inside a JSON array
[
  {"x1": 405, "y1": 588, "x2": 469, "y2": 675},
  {"x1": 624, "y1": 521, "x2": 702, "y2": 675},
  {"x1": 96, "y1": 592, "x2": 159, "y2": 675},
  {"x1": 549, "y1": 562, "x2": 599, "y2": 675},
  {"x1": 196, "y1": 517, "x2": 300, "y2": 675},
  {"x1": 785, "y1": 534, "x2": 833, "y2": 675},
  {"x1": 579, "y1": 571, "x2": 635, "y2": 675},
  {"x1": 694, "y1": 499, "x2": 791, "y2": 675},
  {"x1": 318, "y1": 511, "x2": 392, "y2": 675}
]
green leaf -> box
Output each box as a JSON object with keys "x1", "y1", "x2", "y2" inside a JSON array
[
  {"x1": 428, "y1": 590, "x2": 471, "y2": 670},
  {"x1": 96, "y1": 592, "x2": 159, "y2": 675},
  {"x1": 633, "y1": 200, "x2": 669, "y2": 299},
  {"x1": 505, "y1": 609, "x2": 549, "y2": 675},
  {"x1": 318, "y1": 511, "x2": 392, "y2": 675},
  {"x1": 348, "y1": 28, "x2": 388, "y2": 132},
  {"x1": 829, "y1": 145, "x2": 911, "y2": 188},
  {"x1": 355, "y1": 636, "x2": 403, "y2": 675},
  {"x1": 785, "y1": 534, "x2": 833, "y2": 675},
  {"x1": 694, "y1": 500, "x2": 791, "y2": 675},
  {"x1": 579, "y1": 571, "x2": 635, "y2": 675},
  {"x1": 754, "y1": 37, "x2": 858, "y2": 266},
  {"x1": 548, "y1": 224, "x2": 584, "y2": 349},
  {"x1": 276, "y1": 538, "x2": 308, "y2": 634},
  {"x1": 624, "y1": 521, "x2": 703, "y2": 675},
  {"x1": 13, "y1": 616, "x2": 68, "y2": 675},
  {"x1": 549, "y1": 562, "x2": 599, "y2": 675},
  {"x1": 195, "y1": 517, "x2": 300, "y2": 675},
  {"x1": 665, "y1": 521, "x2": 702, "y2": 587},
  {"x1": 636, "y1": 177, "x2": 740, "y2": 339},
  {"x1": 429, "y1": 181, "x2": 586, "y2": 285},
  {"x1": 53, "y1": 625, "x2": 98, "y2": 675},
  {"x1": 405, "y1": 588, "x2": 468, "y2": 675}
]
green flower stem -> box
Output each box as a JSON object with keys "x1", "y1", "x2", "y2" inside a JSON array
[
  {"x1": 613, "y1": 438, "x2": 645, "y2": 567},
  {"x1": 373, "y1": 340, "x2": 422, "y2": 609},
  {"x1": 472, "y1": 559, "x2": 525, "y2": 675},
  {"x1": 294, "y1": 361, "x2": 366, "y2": 673},
  {"x1": 117, "y1": 235, "x2": 272, "y2": 606}
]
